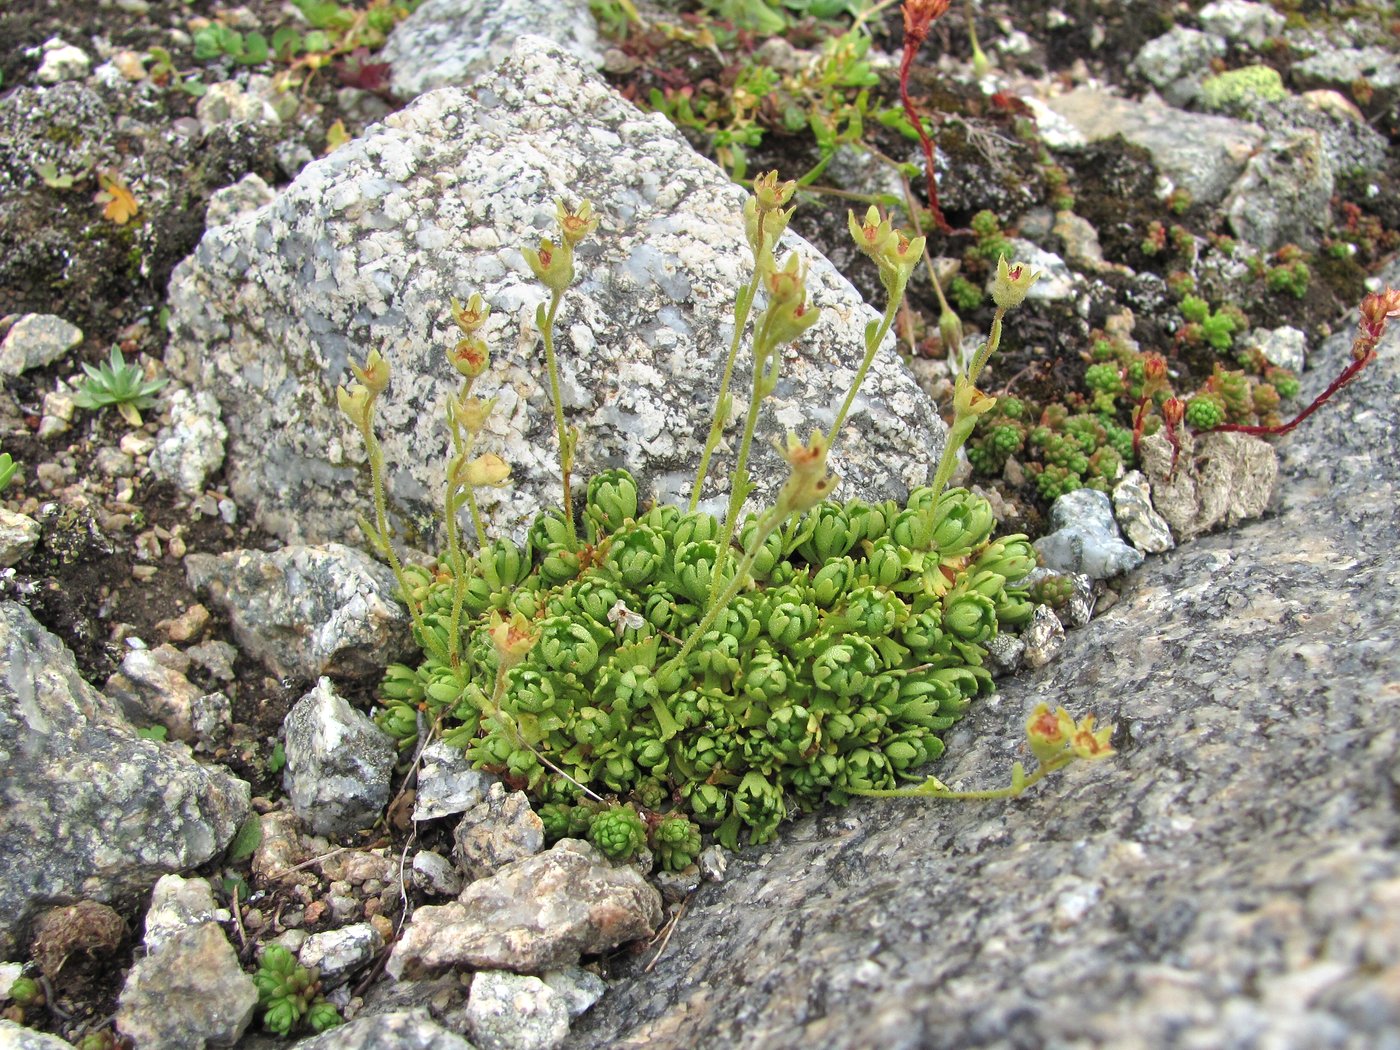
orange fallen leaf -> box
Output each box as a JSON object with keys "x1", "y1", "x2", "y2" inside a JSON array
[{"x1": 95, "y1": 172, "x2": 140, "y2": 225}]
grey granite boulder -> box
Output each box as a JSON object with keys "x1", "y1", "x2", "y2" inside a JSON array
[
  {"x1": 0, "y1": 602, "x2": 250, "y2": 958},
  {"x1": 380, "y1": 0, "x2": 603, "y2": 99},
  {"x1": 185, "y1": 543, "x2": 412, "y2": 682},
  {"x1": 1129, "y1": 27, "x2": 1226, "y2": 106},
  {"x1": 165, "y1": 37, "x2": 944, "y2": 548},
  {"x1": 1223, "y1": 128, "x2": 1334, "y2": 251},
  {"x1": 282, "y1": 677, "x2": 397, "y2": 837},
  {"x1": 567, "y1": 269, "x2": 1400, "y2": 1048}
]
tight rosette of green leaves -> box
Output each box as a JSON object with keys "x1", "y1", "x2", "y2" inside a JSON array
[
  {"x1": 377, "y1": 471, "x2": 1033, "y2": 850},
  {"x1": 253, "y1": 945, "x2": 342, "y2": 1038}
]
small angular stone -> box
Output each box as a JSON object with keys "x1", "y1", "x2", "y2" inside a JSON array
[
  {"x1": 115, "y1": 923, "x2": 257, "y2": 1050},
  {"x1": 387, "y1": 840, "x2": 662, "y2": 977},
  {"x1": 414, "y1": 742, "x2": 496, "y2": 820},
  {"x1": 282, "y1": 678, "x2": 397, "y2": 837},
  {"x1": 454, "y1": 782, "x2": 546, "y2": 882},
  {"x1": 1112, "y1": 471, "x2": 1175, "y2": 555},
  {"x1": 1021, "y1": 606, "x2": 1066, "y2": 670},
  {"x1": 1036, "y1": 489, "x2": 1145, "y2": 580},
  {"x1": 466, "y1": 971, "x2": 570, "y2": 1050},
  {"x1": 0, "y1": 314, "x2": 82, "y2": 376},
  {"x1": 299, "y1": 922, "x2": 385, "y2": 989}
]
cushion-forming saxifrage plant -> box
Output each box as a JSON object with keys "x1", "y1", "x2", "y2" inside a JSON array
[{"x1": 340, "y1": 176, "x2": 1117, "y2": 858}]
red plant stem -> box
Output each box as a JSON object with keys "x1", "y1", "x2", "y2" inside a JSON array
[
  {"x1": 1206, "y1": 353, "x2": 1373, "y2": 438},
  {"x1": 899, "y1": 4, "x2": 952, "y2": 235},
  {"x1": 1130, "y1": 395, "x2": 1150, "y2": 457},
  {"x1": 1165, "y1": 415, "x2": 1182, "y2": 475}
]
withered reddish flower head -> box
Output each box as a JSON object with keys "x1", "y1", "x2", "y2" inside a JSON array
[
  {"x1": 903, "y1": 0, "x2": 952, "y2": 38},
  {"x1": 1162, "y1": 397, "x2": 1185, "y2": 426}
]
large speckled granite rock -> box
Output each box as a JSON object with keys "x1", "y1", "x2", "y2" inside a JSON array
[
  {"x1": 379, "y1": 0, "x2": 603, "y2": 100},
  {"x1": 568, "y1": 269, "x2": 1400, "y2": 1048},
  {"x1": 165, "y1": 37, "x2": 943, "y2": 548}
]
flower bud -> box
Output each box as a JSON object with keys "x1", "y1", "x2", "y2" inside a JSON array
[
  {"x1": 488, "y1": 609, "x2": 536, "y2": 670},
  {"x1": 765, "y1": 252, "x2": 806, "y2": 307},
  {"x1": 744, "y1": 197, "x2": 794, "y2": 265},
  {"x1": 775, "y1": 429, "x2": 839, "y2": 516},
  {"x1": 464, "y1": 453, "x2": 511, "y2": 487},
  {"x1": 752, "y1": 170, "x2": 797, "y2": 210},
  {"x1": 877, "y1": 232, "x2": 926, "y2": 295},
  {"x1": 765, "y1": 298, "x2": 821, "y2": 347},
  {"x1": 1025, "y1": 701, "x2": 1075, "y2": 763},
  {"x1": 555, "y1": 198, "x2": 600, "y2": 248},
  {"x1": 848, "y1": 205, "x2": 896, "y2": 259},
  {"x1": 450, "y1": 293, "x2": 490, "y2": 335},
  {"x1": 523, "y1": 237, "x2": 575, "y2": 294},
  {"x1": 336, "y1": 382, "x2": 373, "y2": 431},
  {"x1": 453, "y1": 394, "x2": 495, "y2": 436},
  {"x1": 1161, "y1": 397, "x2": 1185, "y2": 428},
  {"x1": 990, "y1": 255, "x2": 1041, "y2": 309},
  {"x1": 350, "y1": 349, "x2": 390, "y2": 395},
  {"x1": 450, "y1": 336, "x2": 489, "y2": 378},
  {"x1": 938, "y1": 306, "x2": 964, "y2": 356}
]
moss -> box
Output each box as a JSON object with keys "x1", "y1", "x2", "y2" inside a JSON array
[{"x1": 1200, "y1": 65, "x2": 1287, "y2": 111}]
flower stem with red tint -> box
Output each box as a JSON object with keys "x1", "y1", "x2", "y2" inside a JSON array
[
  {"x1": 1207, "y1": 288, "x2": 1398, "y2": 438},
  {"x1": 900, "y1": 0, "x2": 953, "y2": 234}
]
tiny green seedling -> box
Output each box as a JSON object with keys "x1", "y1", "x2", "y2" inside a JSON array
[{"x1": 73, "y1": 346, "x2": 169, "y2": 426}]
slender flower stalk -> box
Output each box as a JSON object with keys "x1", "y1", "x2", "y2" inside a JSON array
[
  {"x1": 524, "y1": 201, "x2": 600, "y2": 551},
  {"x1": 689, "y1": 173, "x2": 796, "y2": 511},
  {"x1": 926, "y1": 256, "x2": 1038, "y2": 502},
  {"x1": 899, "y1": 0, "x2": 954, "y2": 234},
  {"x1": 1205, "y1": 287, "x2": 1398, "y2": 438}
]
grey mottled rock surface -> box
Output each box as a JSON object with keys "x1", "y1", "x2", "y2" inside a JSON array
[
  {"x1": 0, "y1": 508, "x2": 39, "y2": 568},
  {"x1": 1223, "y1": 128, "x2": 1334, "y2": 251},
  {"x1": 290, "y1": 1010, "x2": 477, "y2": 1049},
  {"x1": 415, "y1": 742, "x2": 497, "y2": 821},
  {"x1": 148, "y1": 387, "x2": 228, "y2": 497},
  {"x1": 299, "y1": 922, "x2": 385, "y2": 989},
  {"x1": 1198, "y1": 0, "x2": 1286, "y2": 47},
  {"x1": 115, "y1": 922, "x2": 258, "y2": 1050},
  {"x1": 388, "y1": 840, "x2": 662, "y2": 978},
  {"x1": 466, "y1": 971, "x2": 570, "y2": 1050},
  {"x1": 165, "y1": 38, "x2": 945, "y2": 548},
  {"x1": 1045, "y1": 88, "x2": 1264, "y2": 205},
  {"x1": 0, "y1": 602, "x2": 250, "y2": 958},
  {"x1": 1112, "y1": 470, "x2": 1174, "y2": 554},
  {"x1": 380, "y1": 0, "x2": 602, "y2": 99},
  {"x1": 185, "y1": 543, "x2": 412, "y2": 682},
  {"x1": 142, "y1": 874, "x2": 222, "y2": 954},
  {"x1": 1129, "y1": 27, "x2": 1226, "y2": 105},
  {"x1": 282, "y1": 677, "x2": 397, "y2": 837},
  {"x1": 566, "y1": 269, "x2": 1400, "y2": 1049},
  {"x1": 0, "y1": 1021, "x2": 75, "y2": 1049}
]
